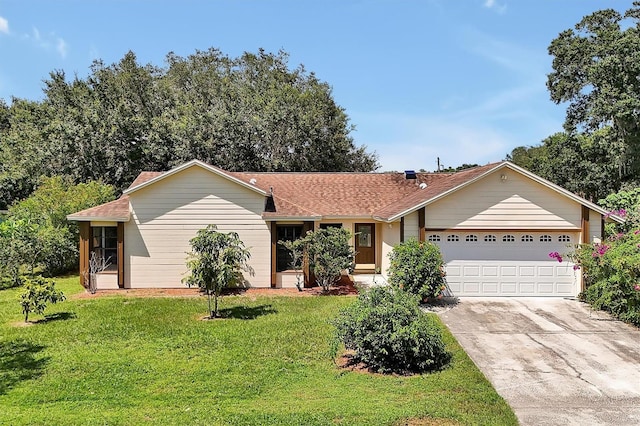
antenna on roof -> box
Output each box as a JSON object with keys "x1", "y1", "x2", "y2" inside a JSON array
[{"x1": 270, "y1": 186, "x2": 273, "y2": 195}]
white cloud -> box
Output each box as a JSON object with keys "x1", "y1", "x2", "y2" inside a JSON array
[
  {"x1": 483, "y1": 0, "x2": 507, "y2": 14},
  {"x1": 366, "y1": 114, "x2": 513, "y2": 172},
  {"x1": 22, "y1": 26, "x2": 68, "y2": 58},
  {"x1": 56, "y1": 37, "x2": 68, "y2": 58},
  {"x1": 0, "y1": 16, "x2": 8, "y2": 34}
]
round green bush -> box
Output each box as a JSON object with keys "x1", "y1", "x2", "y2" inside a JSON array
[
  {"x1": 332, "y1": 286, "x2": 451, "y2": 374},
  {"x1": 387, "y1": 238, "x2": 447, "y2": 299}
]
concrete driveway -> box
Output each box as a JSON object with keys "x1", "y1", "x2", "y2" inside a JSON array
[{"x1": 436, "y1": 298, "x2": 640, "y2": 426}]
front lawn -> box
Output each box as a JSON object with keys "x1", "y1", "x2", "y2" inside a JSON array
[{"x1": 0, "y1": 277, "x2": 516, "y2": 425}]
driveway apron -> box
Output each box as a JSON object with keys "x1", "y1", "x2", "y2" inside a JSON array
[{"x1": 436, "y1": 298, "x2": 640, "y2": 425}]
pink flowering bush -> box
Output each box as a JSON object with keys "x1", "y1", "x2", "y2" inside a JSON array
[
  {"x1": 548, "y1": 252, "x2": 563, "y2": 262},
  {"x1": 568, "y1": 229, "x2": 640, "y2": 325}
]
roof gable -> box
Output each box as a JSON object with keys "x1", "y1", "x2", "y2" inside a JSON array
[
  {"x1": 123, "y1": 160, "x2": 267, "y2": 196},
  {"x1": 375, "y1": 162, "x2": 623, "y2": 223}
]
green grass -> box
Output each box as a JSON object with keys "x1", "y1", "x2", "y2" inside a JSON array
[{"x1": 0, "y1": 276, "x2": 517, "y2": 425}]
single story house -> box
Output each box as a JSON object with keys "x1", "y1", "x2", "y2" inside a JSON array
[{"x1": 67, "y1": 159, "x2": 622, "y2": 297}]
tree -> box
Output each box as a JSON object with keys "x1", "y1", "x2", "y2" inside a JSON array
[
  {"x1": 0, "y1": 219, "x2": 33, "y2": 286},
  {"x1": 387, "y1": 239, "x2": 447, "y2": 300},
  {"x1": 0, "y1": 99, "x2": 51, "y2": 209},
  {"x1": 507, "y1": 130, "x2": 624, "y2": 201},
  {"x1": 294, "y1": 227, "x2": 355, "y2": 292},
  {"x1": 2, "y1": 48, "x2": 378, "y2": 199},
  {"x1": 0, "y1": 177, "x2": 114, "y2": 279},
  {"x1": 19, "y1": 275, "x2": 66, "y2": 322},
  {"x1": 547, "y1": 2, "x2": 640, "y2": 186},
  {"x1": 184, "y1": 225, "x2": 252, "y2": 318}
]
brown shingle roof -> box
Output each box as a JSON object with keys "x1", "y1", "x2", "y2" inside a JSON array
[
  {"x1": 66, "y1": 196, "x2": 130, "y2": 221},
  {"x1": 230, "y1": 171, "x2": 453, "y2": 219},
  {"x1": 68, "y1": 162, "x2": 505, "y2": 222},
  {"x1": 373, "y1": 163, "x2": 501, "y2": 220}
]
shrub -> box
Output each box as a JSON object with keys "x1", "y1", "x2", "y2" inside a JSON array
[
  {"x1": 568, "y1": 231, "x2": 640, "y2": 325},
  {"x1": 332, "y1": 286, "x2": 451, "y2": 374},
  {"x1": 19, "y1": 275, "x2": 66, "y2": 322},
  {"x1": 387, "y1": 238, "x2": 447, "y2": 299}
]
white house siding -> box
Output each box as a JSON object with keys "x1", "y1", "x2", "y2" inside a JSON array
[
  {"x1": 380, "y1": 221, "x2": 401, "y2": 276},
  {"x1": 403, "y1": 211, "x2": 420, "y2": 240},
  {"x1": 589, "y1": 209, "x2": 603, "y2": 241},
  {"x1": 125, "y1": 166, "x2": 271, "y2": 288},
  {"x1": 426, "y1": 170, "x2": 581, "y2": 229}
]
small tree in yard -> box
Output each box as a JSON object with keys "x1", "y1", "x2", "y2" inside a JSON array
[
  {"x1": 184, "y1": 225, "x2": 252, "y2": 318},
  {"x1": 19, "y1": 275, "x2": 66, "y2": 322},
  {"x1": 388, "y1": 238, "x2": 447, "y2": 300},
  {"x1": 297, "y1": 227, "x2": 354, "y2": 293}
]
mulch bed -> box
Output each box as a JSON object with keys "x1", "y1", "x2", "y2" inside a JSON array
[{"x1": 74, "y1": 275, "x2": 359, "y2": 299}]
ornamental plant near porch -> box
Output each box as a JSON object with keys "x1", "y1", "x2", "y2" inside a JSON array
[{"x1": 387, "y1": 238, "x2": 447, "y2": 300}]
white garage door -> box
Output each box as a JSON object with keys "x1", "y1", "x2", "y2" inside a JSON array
[{"x1": 427, "y1": 231, "x2": 579, "y2": 297}]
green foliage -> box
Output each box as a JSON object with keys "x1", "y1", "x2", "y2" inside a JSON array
[
  {"x1": 19, "y1": 275, "x2": 66, "y2": 322},
  {"x1": 599, "y1": 187, "x2": 640, "y2": 233},
  {"x1": 0, "y1": 177, "x2": 114, "y2": 278},
  {"x1": 0, "y1": 219, "x2": 33, "y2": 285},
  {"x1": 294, "y1": 227, "x2": 355, "y2": 292},
  {"x1": 507, "y1": 130, "x2": 624, "y2": 201},
  {"x1": 387, "y1": 238, "x2": 447, "y2": 300},
  {"x1": 332, "y1": 286, "x2": 452, "y2": 374},
  {"x1": 0, "y1": 48, "x2": 378, "y2": 207},
  {"x1": 184, "y1": 224, "x2": 252, "y2": 318},
  {"x1": 544, "y1": 3, "x2": 640, "y2": 194},
  {"x1": 568, "y1": 231, "x2": 640, "y2": 325}
]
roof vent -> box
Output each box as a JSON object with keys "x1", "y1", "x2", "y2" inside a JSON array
[
  {"x1": 404, "y1": 170, "x2": 417, "y2": 179},
  {"x1": 419, "y1": 183, "x2": 427, "y2": 189},
  {"x1": 249, "y1": 178, "x2": 257, "y2": 185}
]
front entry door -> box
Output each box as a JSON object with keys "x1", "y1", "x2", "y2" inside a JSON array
[{"x1": 355, "y1": 223, "x2": 375, "y2": 265}]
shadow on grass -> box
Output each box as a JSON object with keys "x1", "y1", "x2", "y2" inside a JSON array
[
  {"x1": 0, "y1": 339, "x2": 48, "y2": 395},
  {"x1": 218, "y1": 304, "x2": 277, "y2": 320},
  {"x1": 35, "y1": 312, "x2": 77, "y2": 324}
]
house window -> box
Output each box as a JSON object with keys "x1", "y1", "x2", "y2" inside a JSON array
[
  {"x1": 319, "y1": 223, "x2": 342, "y2": 230},
  {"x1": 465, "y1": 235, "x2": 478, "y2": 242},
  {"x1": 502, "y1": 234, "x2": 515, "y2": 242},
  {"x1": 484, "y1": 235, "x2": 496, "y2": 242},
  {"x1": 428, "y1": 234, "x2": 440, "y2": 242},
  {"x1": 92, "y1": 227, "x2": 117, "y2": 266},
  {"x1": 540, "y1": 235, "x2": 552, "y2": 242},
  {"x1": 521, "y1": 235, "x2": 534, "y2": 242},
  {"x1": 447, "y1": 235, "x2": 459, "y2": 242},
  {"x1": 276, "y1": 225, "x2": 303, "y2": 272},
  {"x1": 558, "y1": 235, "x2": 571, "y2": 243}
]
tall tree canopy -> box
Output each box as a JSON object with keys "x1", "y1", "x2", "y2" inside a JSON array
[
  {"x1": 0, "y1": 48, "x2": 378, "y2": 208},
  {"x1": 508, "y1": 2, "x2": 640, "y2": 201}
]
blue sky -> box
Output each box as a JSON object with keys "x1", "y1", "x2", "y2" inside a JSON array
[{"x1": 0, "y1": 0, "x2": 630, "y2": 171}]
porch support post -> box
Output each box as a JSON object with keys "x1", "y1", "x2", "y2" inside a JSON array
[
  {"x1": 418, "y1": 208, "x2": 426, "y2": 242},
  {"x1": 581, "y1": 206, "x2": 590, "y2": 244},
  {"x1": 270, "y1": 222, "x2": 277, "y2": 288},
  {"x1": 79, "y1": 222, "x2": 90, "y2": 288},
  {"x1": 117, "y1": 222, "x2": 125, "y2": 288},
  {"x1": 302, "y1": 221, "x2": 315, "y2": 288},
  {"x1": 400, "y1": 217, "x2": 405, "y2": 243}
]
